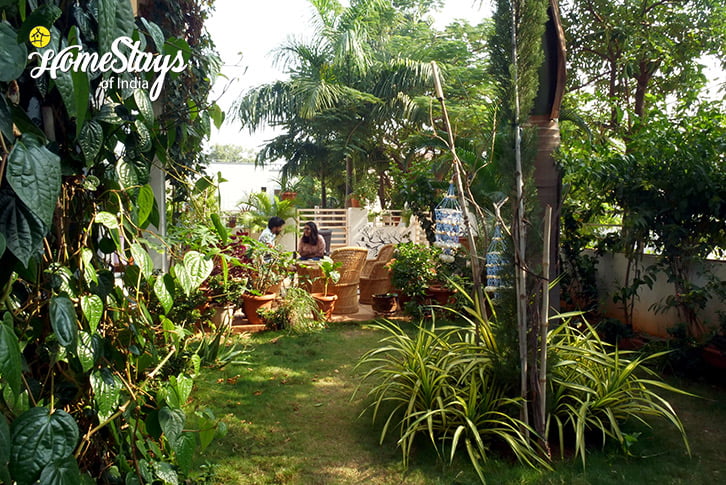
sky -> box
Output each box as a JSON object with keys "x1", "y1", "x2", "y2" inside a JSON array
[
  {"x1": 203, "y1": 1, "x2": 725, "y2": 152},
  {"x1": 204, "y1": 0, "x2": 490, "y2": 150}
]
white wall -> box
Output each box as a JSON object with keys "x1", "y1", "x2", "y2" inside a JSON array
[
  {"x1": 592, "y1": 251, "x2": 726, "y2": 337},
  {"x1": 206, "y1": 162, "x2": 283, "y2": 211}
]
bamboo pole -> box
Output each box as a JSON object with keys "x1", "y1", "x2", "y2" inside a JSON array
[
  {"x1": 538, "y1": 204, "x2": 552, "y2": 447},
  {"x1": 430, "y1": 62, "x2": 487, "y2": 341},
  {"x1": 508, "y1": 0, "x2": 529, "y2": 432}
]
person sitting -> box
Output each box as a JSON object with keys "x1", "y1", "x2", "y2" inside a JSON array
[
  {"x1": 297, "y1": 221, "x2": 326, "y2": 260},
  {"x1": 259, "y1": 216, "x2": 285, "y2": 247}
]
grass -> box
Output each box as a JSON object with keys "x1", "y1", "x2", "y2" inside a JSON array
[{"x1": 191, "y1": 322, "x2": 726, "y2": 484}]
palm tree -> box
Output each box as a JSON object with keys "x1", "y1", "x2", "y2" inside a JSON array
[{"x1": 235, "y1": 0, "x2": 434, "y2": 206}]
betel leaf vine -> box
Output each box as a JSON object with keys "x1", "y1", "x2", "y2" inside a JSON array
[{"x1": 0, "y1": 0, "x2": 225, "y2": 483}]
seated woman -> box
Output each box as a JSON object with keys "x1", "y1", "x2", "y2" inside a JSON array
[{"x1": 298, "y1": 221, "x2": 326, "y2": 260}]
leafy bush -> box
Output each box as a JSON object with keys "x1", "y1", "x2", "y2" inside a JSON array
[{"x1": 259, "y1": 287, "x2": 324, "y2": 333}]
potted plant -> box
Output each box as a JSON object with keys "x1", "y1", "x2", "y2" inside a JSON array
[
  {"x1": 311, "y1": 256, "x2": 342, "y2": 320},
  {"x1": 239, "y1": 237, "x2": 293, "y2": 324},
  {"x1": 258, "y1": 287, "x2": 324, "y2": 332},
  {"x1": 205, "y1": 274, "x2": 248, "y2": 327},
  {"x1": 388, "y1": 242, "x2": 439, "y2": 314}
]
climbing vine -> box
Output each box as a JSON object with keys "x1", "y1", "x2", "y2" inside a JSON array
[{"x1": 0, "y1": 0, "x2": 223, "y2": 483}]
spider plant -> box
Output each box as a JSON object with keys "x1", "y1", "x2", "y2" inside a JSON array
[
  {"x1": 355, "y1": 320, "x2": 549, "y2": 484},
  {"x1": 546, "y1": 319, "x2": 693, "y2": 468}
]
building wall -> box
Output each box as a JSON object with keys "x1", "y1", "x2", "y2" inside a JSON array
[
  {"x1": 592, "y1": 251, "x2": 726, "y2": 337},
  {"x1": 206, "y1": 162, "x2": 282, "y2": 212}
]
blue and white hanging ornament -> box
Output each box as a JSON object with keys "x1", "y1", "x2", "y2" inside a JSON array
[
  {"x1": 485, "y1": 223, "x2": 509, "y2": 295},
  {"x1": 434, "y1": 183, "x2": 464, "y2": 263}
]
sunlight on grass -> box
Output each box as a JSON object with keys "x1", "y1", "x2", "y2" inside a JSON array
[{"x1": 191, "y1": 324, "x2": 726, "y2": 484}]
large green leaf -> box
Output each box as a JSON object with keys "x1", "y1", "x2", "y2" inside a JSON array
[
  {"x1": 153, "y1": 274, "x2": 174, "y2": 314},
  {"x1": 0, "y1": 413, "x2": 10, "y2": 484},
  {"x1": 116, "y1": 159, "x2": 139, "y2": 189},
  {"x1": 9, "y1": 407, "x2": 79, "y2": 485},
  {"x1": 134, "y1": 119, "x2": 151, "y2": 152},
  {"x1": 0, "y1": 23, "x2": 27, "y2": 82},
  {"x1": 17, "y1": 3, "x2": 62, "y2": 42},
  {"x1": 38, "y1": 456, "x2": 82, "y2": 485},
  {"x1": 130, "y1": 243, "x2": 153, "y2": 279},
  {"x1": 174, "y1": 432, "x2": 196, "y2": 474},
  {"x1": 0, "y1": 313, "x2": 22, "y2": 395},
  {"x1": 133, "y1": 88, "x2": 155, "y2": 125},
  {"x1": 208, "y1": 102, "x2": 224, "y2": 129},
  {"x1": 79, "y1": 120, "x2": 103, "y2": 167},
  {"x1": 165, "y1": 374, "x2": 193, "y2": 409},
  {"x1": 210, "y1": 213, "x2": 229, "y2": 244},
  {"x1": 97, "y1": 0, "x2": 115, "y2": 54},
  {"x1": 49, "y1": 296, "x2": 78, "y2": 349},
  {"x1": 94, "y1": 103, "x2": 124, "y2": 125},
  {"x1": 90, "y1": 369, "x2": 121, "y2": 423},
  {"x1": 80, "y1": 294, "x2": 103, "y2": 334},
  {"x1": 136, "y1": 184, "x2": 155, "y2": 227},
  {"x1": 0, "y1": 95, "x2": 13, "y2": 141},
  {"x1": 77, "y1": 331, "x2": 98, "y2": 373},
  {"x1": 153, "y1": 462, "x2": 179, "y2": 485},
  {"x1": 80, "y1": 248, "x2": 98, "y2": 285},
  {"x1": 140, "y1": 18, "x2": 165, "y2": 53},
  {"x1": 6, "y1": 135, "x2": 61, "y2": 228},
  {"x1": 182, "y1": 251, "x2": 213, "y2": 294},
  {"x1": 94, "y1": 211, "x2": 118, "y2": 230},
  {"x1": 0, "y1": 188, "x2": 48, "y2": 266},
  {"x1": 114, "y1": 0, "x2": 135, "y2": 39},
  {"x1": 71, "y1": 63, "x2": 90, "y2": 134},
  {"x1": 158, "y1": 406, "x2": 185, "y2": 448}
]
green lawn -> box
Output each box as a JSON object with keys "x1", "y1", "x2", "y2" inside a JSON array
[{"x1": 191, "y1": 322, "x2": 726, "y2": 484}]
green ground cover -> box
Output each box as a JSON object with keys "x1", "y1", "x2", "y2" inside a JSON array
[{"x1": 192, "y1": 322, "x2": 726, "y2": 484}]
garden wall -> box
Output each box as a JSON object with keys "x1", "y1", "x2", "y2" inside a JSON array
[{"x1": 591, "y1": 251, "x2": 726, "y2": 338}]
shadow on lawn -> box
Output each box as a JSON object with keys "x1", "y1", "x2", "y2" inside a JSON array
[
  {"x1": 191, "y1": 324, "x2": 726, "y2": 485},
  {"x1": 191, "y1": 323, "x2": 481, "y2": 484}
]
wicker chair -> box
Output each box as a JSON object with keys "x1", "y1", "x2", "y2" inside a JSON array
[
  {"x1": 328, "y1": 246, "x2": 369, "y2": 314},
  {"x1": 359, "y1": 244, "x2": 395, "y2": 304}
]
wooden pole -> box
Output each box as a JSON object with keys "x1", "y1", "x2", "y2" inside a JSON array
[
  {"x1": 430, "y1": 62, "x2": 487, "y2": 341},
  {"x1": 538, "y1": 205, "x2": 552, "y2": 448},
  {"x1": 508, "y1": 0, "x2": 529, "y2": 433}
]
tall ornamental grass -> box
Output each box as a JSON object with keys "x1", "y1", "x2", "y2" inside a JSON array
[{"x1": 356, "y1": 292, "x2": 691, "y2": 483}]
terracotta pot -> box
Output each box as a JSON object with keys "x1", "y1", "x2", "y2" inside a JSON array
[
  {"x1": 345, "y1": 196, "x2": 361, "y2": 208},
  {"x1": 242, "y1": 293, "x2": 276, "y2": 325},
  {"x1": 372, "y1": 293, "x2": 397, "y2": 315},
  {"x1": 280, "y1": 191, "x2": 297, "y2": 201},
  {"x1": 426, "y1": 285, "x2": 456, "y2": 305},
  {"x1": 702, "y1": 344, "x2": 726, "y2": 369},
  {"x1": 312, "y1": 293, "x2": 338, "y2": 321}
]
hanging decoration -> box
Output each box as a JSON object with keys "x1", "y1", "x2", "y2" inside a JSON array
[
  {"x1": 434, "y1": 183, "x2": 464, "y2": 263},
  {"x1": 485, "y1": 223, "x2": 509, "y2": 294}
]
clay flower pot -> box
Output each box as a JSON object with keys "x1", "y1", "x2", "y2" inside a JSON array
[
  {"x1": 426, "y1": 284, "x2": 456, "y2": 305},
  {"x1": 242, "y1": 293, "x2": 276, "y2": 325},
  {"x1": 312, "y1": 293, "x2": 338, "y2": 321},
  {"x1": 372, "y1": 293, "x2": 397, "y2": 315}
]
